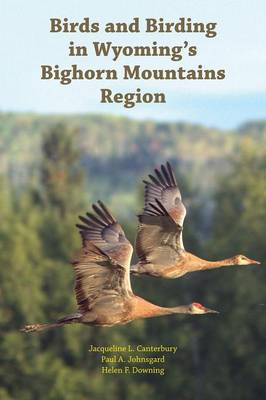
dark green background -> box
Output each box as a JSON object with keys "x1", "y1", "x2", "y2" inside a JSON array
[{"x1": 0, "y1": 113, "x2": 265, "y2": 399}]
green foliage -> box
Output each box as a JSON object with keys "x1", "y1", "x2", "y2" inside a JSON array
[
  {"x1": 196, "y1": 141, "x2": 266, "y2": 399},
  {"x1": 0, "y1": 115, "x2": 265, "y2": 399},
  {"x1": 40, "y1": 122, "x2": 85, "y2": 216}
]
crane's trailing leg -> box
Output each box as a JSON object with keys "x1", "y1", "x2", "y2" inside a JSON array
[{"x1": 20, "y1": 313, "x2": 82, "y2": 333}]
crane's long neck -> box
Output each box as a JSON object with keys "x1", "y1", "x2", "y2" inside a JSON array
[
  {"x1": 187, "y1": 253, "x2": 236, "y2": 271},
  {"x1": 132, "y1": 296, "x2": 189, "y2": 318},
  {"x1": 162, "y1": 305, "x2": 191, "y2": 315}
]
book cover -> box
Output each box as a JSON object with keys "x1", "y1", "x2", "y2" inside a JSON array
[{"x1": 1, "y1": 1, "x2": 265, "y2": 399}]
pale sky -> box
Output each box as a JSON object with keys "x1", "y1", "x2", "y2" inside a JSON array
[{"x1": 1, "y1": 0, "x2": 266, "y2": 128}]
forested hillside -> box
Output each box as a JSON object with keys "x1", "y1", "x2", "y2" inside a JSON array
[
  {"x1": 0, "y1": 113, "x2": 265, "y2": 400},
  {"x1": 1, "y1": 112, "x2": 265, "y2": 205}
]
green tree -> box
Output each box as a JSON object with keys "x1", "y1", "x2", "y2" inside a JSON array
[
  {"x1": 39, "y1": 123, "x2": 84, "y2": 216},
  {"x1": 197, "y1": 141, "x2": 266, "y2": 400}
]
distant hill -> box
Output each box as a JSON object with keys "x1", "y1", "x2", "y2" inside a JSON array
[{"x1": 0, "y1": 112, "x2": 265, "y2": 214}]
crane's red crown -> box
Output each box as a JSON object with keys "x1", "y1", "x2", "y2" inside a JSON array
[{"x1": 192, "y1": 302, "x2": 204, "y2": 309}]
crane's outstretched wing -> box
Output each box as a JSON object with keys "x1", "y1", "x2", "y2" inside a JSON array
[
  {"x1": 73, "y1": 201, "x2": 133, "y2": 313},
  {"x1": 135, "y1": 162, "x2": 187, "y2": 268}
]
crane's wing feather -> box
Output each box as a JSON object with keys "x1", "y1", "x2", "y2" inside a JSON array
[
  {"x1": 73, "y1": 201, "x2": 133, "y2": 313},
  {"x1": 135, "y1": 162, "x2": 186, "y2": 267}
]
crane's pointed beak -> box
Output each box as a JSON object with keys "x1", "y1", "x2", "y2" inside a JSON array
[
  {"x1": 249, "y1": 259, "x2": 261, "y2": 265},
  {"x1": 204, "y1": 307, "x2": 219, "y2": 314}
]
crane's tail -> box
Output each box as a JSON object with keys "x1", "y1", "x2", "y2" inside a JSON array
[
  {"x1": 20, "y1": 313, "x2": 82, "y2": 333},
  {"x1": 130, "y1": 263, "x2": 141, "y2": 275}
]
